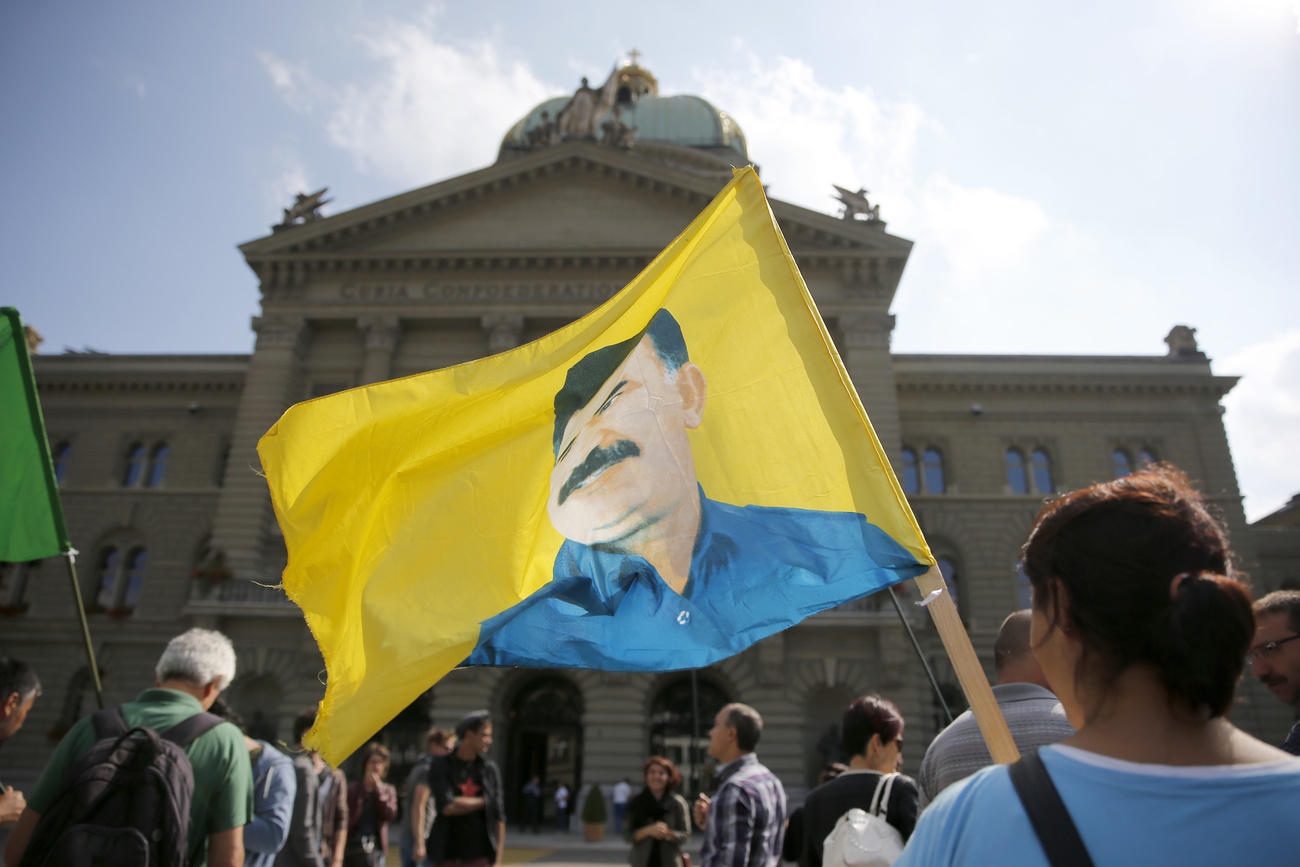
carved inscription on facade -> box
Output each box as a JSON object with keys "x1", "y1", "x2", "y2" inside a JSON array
[{"x1": 338, "y1": 283, "x2": 621, "y2": 303}]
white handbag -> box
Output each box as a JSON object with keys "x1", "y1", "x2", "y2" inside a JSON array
[{"x1": 820, "y1": 773, "x2": 905, "y2": 867}]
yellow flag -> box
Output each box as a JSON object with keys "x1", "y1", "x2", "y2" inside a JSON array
[{"x1": 259, "y1": 166, "x2": 933, "y2": 764}]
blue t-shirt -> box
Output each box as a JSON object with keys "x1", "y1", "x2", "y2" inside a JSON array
[
  {"x1": 896, "y1": 744, "x2": 1300, "y2": 866},
  {"x1": 466, "y1": 489, "x2": 924, "y2": 670}
]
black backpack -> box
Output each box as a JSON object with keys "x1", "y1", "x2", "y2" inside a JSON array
[{"x1": 19, "y1": 706, "x2": 225, "y2": 867}]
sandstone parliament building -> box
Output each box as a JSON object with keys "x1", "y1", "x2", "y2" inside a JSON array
[{"x1": 5, "y1": 58, "x2": 1297, "y2": 813}]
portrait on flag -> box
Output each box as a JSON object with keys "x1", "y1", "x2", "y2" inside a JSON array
[
  {"x1": 259, "y1": 167, "x2": 934, "y2": 763},
  {"x1": 467, "y1": 308, "x2": 922, "y2": 670}
]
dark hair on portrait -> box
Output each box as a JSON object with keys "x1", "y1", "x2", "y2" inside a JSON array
[
  {"x1": 1021, "y1": 464, "x2": 1254, "y2": 718},
  {"x1": 427, "y1": 726, "x2": 454, "y2": 748},
  {"x1": 552, "y1": 308, "x2": 690, "y2": 455},
  {"x1": 1254, "y1": 590, "x2": 1300, "y2": 634},
  {"x1": 841, "y1": 695, "x2": 903, "y2": 756},
  {"x1": 455, "y1": 709, "x2": 492, "y2": 740},
  {"x1": 642, "y1": 755, "x2": 682, "y2": 789},
  {"x1": 293, "y1": 707, "x2": 317, "y2": 745},
  {"x1": 0, "y1": 658, "x2": 40, "y2": 703},
  {"x1": 722, "y1": 702, "x2": 763, "y2": 752}
]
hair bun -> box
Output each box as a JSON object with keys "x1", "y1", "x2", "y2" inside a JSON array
[{"x1": 1151, "y1": 569, "x2": 1253, "y2": 715}]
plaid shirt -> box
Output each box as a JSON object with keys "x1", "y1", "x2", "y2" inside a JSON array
[{"x1": 701, "y1": 754, "x2": 787, "y2": 867}]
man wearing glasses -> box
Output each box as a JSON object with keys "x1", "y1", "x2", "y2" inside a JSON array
[{"x1": 1251, "y1": 590, "x2": 1300, "y2": 754}]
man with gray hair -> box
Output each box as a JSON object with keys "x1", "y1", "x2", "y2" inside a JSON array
[
  {"x1": 916, "y1": 609, "x2": 1076, "y2": 806},
  {"x1": 1250, "y1": 589, "x2": 1300, "y2": 753},
  {"x1": 694, "y1": 702, "x2": 786, "y2": 867},
  {"x1": 4, "y1": 628, "x2": 254, "y2": 867},
  {"x1": 0, "y1": 657, "x2": 41, "y2": 824}
]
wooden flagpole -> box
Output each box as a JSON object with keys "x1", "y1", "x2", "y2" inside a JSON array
[{"x1": 912, "y1": 565, "x2": 1019, "y2": 764}]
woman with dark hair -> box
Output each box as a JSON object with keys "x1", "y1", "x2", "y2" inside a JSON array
[
  {"x1": 624, "y1": 756, "x2": 691, "y2": 867},
  {"x1": 898, "y1": 466, "x2": 1300, "y2": 865},
  {"x1": 345, "y1": 742, "x2": 398, "y2": 867},
  {"x1": 800, "y1": 696, "x2": 918, "y2": 867}
]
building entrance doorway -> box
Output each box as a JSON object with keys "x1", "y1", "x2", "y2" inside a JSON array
[
  {"x1": 505, "y1": 676, "x2": 583, "y2": 827},
  {"x1": 649, "y1": 675, "x2": 729, "y2": 797}
]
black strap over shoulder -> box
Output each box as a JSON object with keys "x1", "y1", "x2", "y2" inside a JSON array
[
  {"x1": 163, "y1": 712, "x2": 224, "y2": 748},
  {"x1": 89, "y1": 707, "x2": 224, "y2": 748},
  {"x1": 90, "y1": 707, "x2": 130, "y2": 740},
  {"x1": 1007, "y1": 751, "x2": 1096, "y2": 867}
]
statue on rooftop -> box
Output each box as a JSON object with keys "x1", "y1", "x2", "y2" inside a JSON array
[
  {"x1": 557, "y1": 67, "x2": 620, "y2": 139},
  {"x1": 601, "y1": 104, "x2": 636, "y2": 149},
  {"x1": 1164, "y1": 325, "x2": 1204, "y2": 358},
  {"x1": 833, "y1": 185, "x2": 882, "y2": 222},
  {"x1": 277, "y1": 188, "x2": 332, "y2": 228}
]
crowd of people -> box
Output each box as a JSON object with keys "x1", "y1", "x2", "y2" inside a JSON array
[{"x1": 2, "y1": 467, "x2": 1300, "y2": 866}]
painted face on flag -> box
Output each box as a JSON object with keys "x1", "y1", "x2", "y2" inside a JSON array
[{"x1": 548, "y1": 333, "x2": 706, "y2": 548}]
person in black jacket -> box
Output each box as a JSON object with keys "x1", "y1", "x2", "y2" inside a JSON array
[
  {"x1": 799, "y1": 696, "x2": 918, "y2": 867},
  {"x1": 418, "y1": 711, "x2": 504, "y2": 867}
]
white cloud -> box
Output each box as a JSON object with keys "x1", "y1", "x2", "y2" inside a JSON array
[
  {"x1": 257, "y1": 23, "x2": 554, "y2": 187},
  {"x1": 1221, "y1": 329, "x2": 1300, "y2": 521},
  {"x1": 691, "y1": 54, "x2": 929, "y2": 223},
  {"x1": 692, "y1": 50, "x2": 1048, "y2": 283},
  {"x1": 257, "y1": 51, "x2": 318, "y2": 113},
  {"x1": 267, "y1": 156, "x2": 313, "y2": 225},
  {"x1": 326, "y1": 29, "x2": 552, "y2": 184},
  {"x1": 915, "y1": 175, "x2": 1049, "y2": 283}
]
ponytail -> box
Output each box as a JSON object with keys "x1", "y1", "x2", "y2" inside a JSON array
[{"x1": 1148, "y1": 571, "x2": 1254, "y2": 716}]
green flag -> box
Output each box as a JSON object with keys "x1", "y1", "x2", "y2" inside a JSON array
[{"x1": 1, "y1": 307, "x2": 70, "y2": 561}]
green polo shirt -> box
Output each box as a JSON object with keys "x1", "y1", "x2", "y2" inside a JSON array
[{"x1": 29, "y1": 688, "x2": 254, "y2": 866}]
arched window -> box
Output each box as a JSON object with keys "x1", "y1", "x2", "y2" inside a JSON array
[
  {"x1": 1112, "y1": 448, "x2": 1132, "y2": 479},
  {"x1": 649, "y1": 677, "x2": 730, "y2": 793},
  {"x1": 923, "y1": 448, "x2": 946, "y2": 494},
  {"x1": 1137, "y1": 447, "x2": 1157, "y2": 469},
  {"x1": 1031, "y1": 448, "x2": 1053, "y2": 494},
  {"x1": 122, "y1": 443, "x2": 146, "y2": 487},
  {"x1": 123, "y1": 547, "x2": 147, "y2": 609},
  {"x1": 145, "y1": 444, "x2": 169, "y2": 488},
  {"x1": 1005, "y1": 449, "x2": 1028, "y2": 494},
  {"x1": 213, "y1": 440, "x2": 230, "y2": 488},
  {"x1": 94, "y1": 548, "x2": 120, "y2": 610},
  {"x1": 937, "y1": 555, "x2": 960, "y2": 613},
  {"x1": 92, "y1": 544, "x2": 145, "y2": 616},
  {"x1": 49, "y1": 666, "x2": 102, "y2": 740},
  {"x1": 900, "y1": 448, "x2": 920, "y2": 495},
  {"x1": 0, "y1": 561, "x2": 36, "y2": 615},
  {"x1": 52, "y1": 441, "x2": 71, "y2": 483}
]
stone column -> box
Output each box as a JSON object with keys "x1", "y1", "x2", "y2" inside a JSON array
[
  {"x1": 839, "y1": 312, "x2": 904, "y2": 466},
  {"x1": 210, "y1": 315, "x2": 307, "y2": 580},
  {"x1": 358, "y1": 315, "x2": 401, "y2": 384},
  {"x1": 481, "y1": 314, "x2": 525, "y2": 355}
]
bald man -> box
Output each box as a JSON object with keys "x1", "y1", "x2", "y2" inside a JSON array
[{"x1": 916, "y1": 609, "x2": 1076, "y2": 807}]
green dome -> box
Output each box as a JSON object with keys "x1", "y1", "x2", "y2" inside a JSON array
[{"x1": 499, "y1": 92, "x2": 749, "y2": 162}]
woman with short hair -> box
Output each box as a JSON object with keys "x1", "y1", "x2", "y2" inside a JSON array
[
  {"x1": 625, "y1": 756, "x2": 690, "y2": 867},
  {"x1": 800, "y1": 695, "x2": 918, "y2": 867},
  {"x1": 898, "y1": 466, "x2": 1300, "y2": 866}
]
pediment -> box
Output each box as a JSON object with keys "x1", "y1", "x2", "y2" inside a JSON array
[{"x1": 240, "y1": 142, "x2": 911, "y2": 264}]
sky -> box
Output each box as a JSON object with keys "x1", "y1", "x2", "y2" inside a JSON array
[{"x1": 2, "y1": 0, "x2": 1297, "y2": 521}]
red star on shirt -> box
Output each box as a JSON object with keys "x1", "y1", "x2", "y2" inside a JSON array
[{"x1": 458, "y1": 777, "x2": 482, "y2": 797}]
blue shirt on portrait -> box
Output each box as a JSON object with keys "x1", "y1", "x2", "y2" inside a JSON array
[{"x1": 466, "y1": 488, "x2": 925, "y2": 670}]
